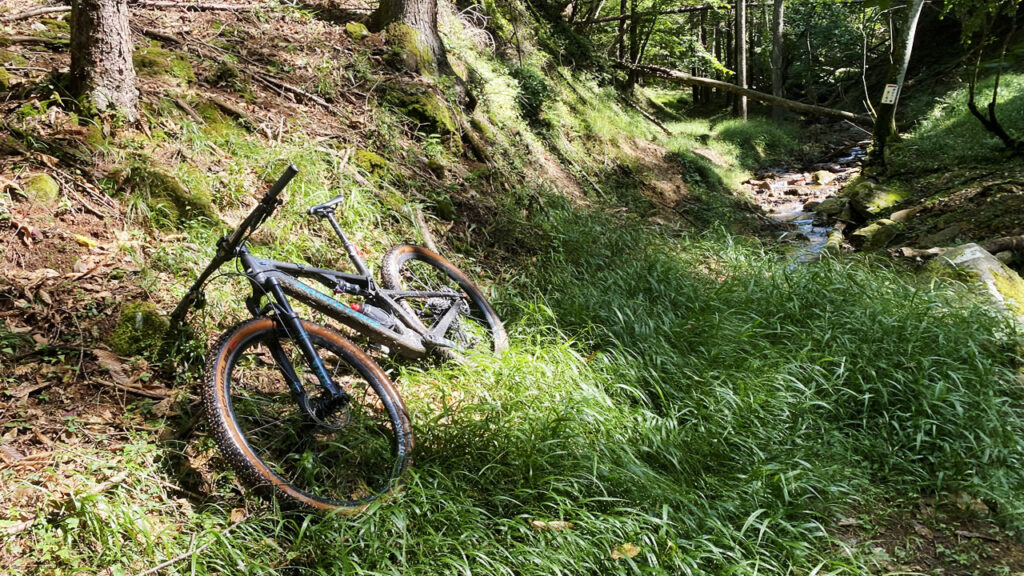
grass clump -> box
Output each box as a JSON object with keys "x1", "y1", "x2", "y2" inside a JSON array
[{"x1": 890, "y1": 71, "x2": 1024, "y2": 172}]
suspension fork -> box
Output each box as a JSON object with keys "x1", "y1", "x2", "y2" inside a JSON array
[{"x1": 259, "y1": 278, "x2": 351, "y2": 418}]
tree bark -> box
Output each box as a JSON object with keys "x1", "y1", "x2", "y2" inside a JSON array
[
  {"x1": 371, "y1": 0, "x2": 448, "y2": 75},
  {"x1": 627, "y1": 0, "x2": 640, "y2": 89},
  {"x1": 70, "y1": 0, "x2": 138, "y2": 121},
  {"x1": 620, "y1": 62, "x2": 872, "y2": 124},
  {"x1": 735, "y1": 0, "x2": 747, "y2": 119},
  {"x1": 771, "y1": 0, "x2": 784, "y2": 122},
  {"x1": 868, "y1": 0, "x2": 925, "y2": 166},
  {"x1": 617, "y1": 0, "x2": 627, "y2": 61}
]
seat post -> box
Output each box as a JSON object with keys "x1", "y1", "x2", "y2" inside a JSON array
[{"x1": 325, "y1": 212, "x2": 371, "y2": 277}]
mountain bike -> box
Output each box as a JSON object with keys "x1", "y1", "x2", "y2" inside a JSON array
[{"x1": 168, "y1": 165, "x2": 507, "y2": 511}]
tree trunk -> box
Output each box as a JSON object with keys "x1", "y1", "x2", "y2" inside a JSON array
[
  {"x1": 627, "y1": 0, "x2": 640, "y2": 89},
  {"x1": 868, "y1": 0, "x2": 925, "y2": 166},
  {"x1": 371, "y1": 0, "x2": 448, "y2": 75},
  {"x1": 617, "y1": 0, "x2": 627, "y2": 61},
  {"x1": 70, "y1": 0, "x2": 138, "y2": 121},
  {"x1": 735, "y1": 0, "x2": 747, "y2": 119},
  {"x1": 771, "y1": 0, "x2": 784, "y2": 122}
]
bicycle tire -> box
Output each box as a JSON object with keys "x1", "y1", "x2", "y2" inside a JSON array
[
  {"x1": 204, "y1": 317, "x2": 413, "y2": 512},
  {"x1": 380, "y1": 244, "x2": 508, "y2": 355}
]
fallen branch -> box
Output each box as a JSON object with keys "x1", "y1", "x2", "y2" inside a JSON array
[
  {"x1": 133, "y1": 525, "x2": 236, "y2": 576},
  {"x1": 414, "y1": 208, "x2": 439, "y2": 253},
  {"x1": 897, "y1": 246, "x2": 948, "y2": 259},
  {"x1": 982, "y1": 235, "x2": 1024, "y2": 255},
  {"x1": 131, "y1": 0, "x2": 261, "y2": 10},
  {"x1": 621, "y1": 98, "x2": 671, "y2": 135},
  {"x1": 1, "y1": 35, "x2": 70, "y2": 47},
  {"x1": 0, "y1": 6, "x2": 71, "y2": 22},
  {"x1": 619, "y1": 62, "x2": 873, "y2": 126}
]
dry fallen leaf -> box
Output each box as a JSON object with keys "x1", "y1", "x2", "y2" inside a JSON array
[
  {"x1": 611, "y1": 543, "x2": 640, "y2": 560},
  {"x1": 94, "y1": 349, "x2": 130, "y2": 386},
  {"x1": 230, "y1": 507, "x2": 248, "y2": 524}
]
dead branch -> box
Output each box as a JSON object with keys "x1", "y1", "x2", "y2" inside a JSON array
[
  {"x1": 897, "y1": 246, "x2": 948, "y2": 259},
  {"x1": 621, "y1": 98, "x2": 671, "y2": 135},
  {"x1": 414, "y1": 208, "x2": 439, "y2": 253},
  {"x1": 619, "y1": 62, "x2": 872, "y2": 125},
  {"x1": 1, "y1": 35, "x2": 70, "y2": 47},
  {"x1": 131, "y1": 1, "x2": 262, "y2": 10},
  {"x1": 0, "y1": 7, "x2": 71, "y2": 22},
  {"x1": 982, "y1": 235, "x2": 1024, "y2": 255}
]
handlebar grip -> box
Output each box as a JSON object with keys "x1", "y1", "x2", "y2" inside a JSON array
[{"x1": 265, "y1": 164, "x2": 300, "y2": 202}]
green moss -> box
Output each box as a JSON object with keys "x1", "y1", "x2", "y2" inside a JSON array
[
  {"x1": 133, "y1": 47, "x2": 195, "y2": 84},
  {"x1": 0, "y1": 67, "x2": 8, "y2": 90},
  {"x1": 384, "y1": 23, "x2": 434, "y2": 74},
  {"x1": 120, "y1": 165, "x2": 219, "y2": 229},
  {"x1": 345, "y1": 22, "x2": 371, "y2": 41},
  {"x1": 111, "y1": 302, "x2": 170, "y2": 358},
  {"x1": 992, "y1": 267, "x2": 1024, "y2": 318},
  {"x1": 0, "y1": 50, "x2": 28, "y2": 67},
  {"x1": 24, "y1": 174, "x2": 60, "y2": 206},
  {"x1": 383, "y1": 83, "x2": 457, "y2": 138},
  {"x1": 851, "y1": 219, "x2": 900, "y2": 251},
  {"x1": 38, "y1": 18, "x2": 70, "y2": 35},
  {"x1": 353, "y1": 148, "x2": 391, "y2": 180}
]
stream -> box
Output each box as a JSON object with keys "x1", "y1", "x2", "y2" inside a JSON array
[{"x1": 745, "y1": 141, "x2": 869, "y2": 262}]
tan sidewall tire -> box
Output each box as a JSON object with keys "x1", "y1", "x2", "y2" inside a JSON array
[{"x1": 203, "y1": 317, "x2": 413, "y2": 512}]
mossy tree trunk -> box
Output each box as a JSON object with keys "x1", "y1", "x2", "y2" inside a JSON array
[
  {"x1": 867, "y1": 0, "x2": 925, "y2": 167},
  {"x1": 70, "y1": 0, "x2": 138, "y2": 121},
  {"x1": 370, "y1": 0, "x2": 448, "y2": 75}
]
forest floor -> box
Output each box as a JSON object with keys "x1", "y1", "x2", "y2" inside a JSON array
[{"x1": 3, "y1": 1, "x2": 1024, "y2": 575}]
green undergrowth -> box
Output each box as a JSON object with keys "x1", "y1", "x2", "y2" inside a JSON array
[
  {"x1": 890, "y1": 71, "x2": 1024, "y2": 173},
  {"x1": 7, "y1": 4, "x2": 1024, "y2": 574}
]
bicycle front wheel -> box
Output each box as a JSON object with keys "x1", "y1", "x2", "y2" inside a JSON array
[
  {"x1": 381, "y1": 244, "x2": 508, "y2": 355},
  {"x1": 204, "y1": 317, "x2": 413, "y2": 512}
]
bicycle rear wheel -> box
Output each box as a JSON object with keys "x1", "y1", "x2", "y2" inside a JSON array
[
  {"x1": 381, "y1": 244, "x2": 508, "y2": 355},
  {"x1": 204, "y1": 317, "x2": 413, "y2": 511}
]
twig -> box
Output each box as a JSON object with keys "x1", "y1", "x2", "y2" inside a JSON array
[
  {"x1": 133, "y1": 525, "x2": 235, "y2": 576},
  {"x1": 414, "y1": 207, "x2": 439, "y2": 253},
  {"x1": 94, "y1": 378, "x2": 172, "y2": 400},
  {"x1": 173, "y1": 97, "x2": 205, "y2": 124}
]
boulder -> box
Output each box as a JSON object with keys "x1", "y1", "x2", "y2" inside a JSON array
[
  {"x1": 813, "y1": 170, "x2": 836, "y2": 185},
  {"x1": 850, "y1": 219, "x2": 899, "y2": 250},
  {"x1": 814, "y1": 196, "x2": 848, "y2": 217},
  {"x1": 24, "y1": 173, "x2": 60, "y2": 207},
  {"x1": 845, "y1": 179, "x2": 904, "y2": 218},
  {"x1": 929, "y1": 243, "x2": 1024, "y2": 323},
  {"x1": 345, "y1": 22, "x2": 371, "y2": 41}
]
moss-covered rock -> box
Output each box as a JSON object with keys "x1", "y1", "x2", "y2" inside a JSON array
[
  {"x1": 353, "y1": 148, "x2": 391, "y2": 180},
  {"x1": 928, "y1": 243, "x2": 1024, "y2": 324},
  {"x1": 0, "y1": 67, "x2": 9, "y2": 90},
  {"x1": 24, "y1": 174, "x2": 60, "y2": 206},
  {"x1": 111, "y1": 302, "x2": 170, "y2": 358},
  {"x1": 383, "y1": 82, "x2": 458, "y2": 141},
  {"x1": 850, "y1": 218, "x2": 899, "y2": 250},
  {"x1": 845, "y1": 179, "x2": 904, "y2": 218},
  {"x1": 133, "y1": 47, "x2": 195, "y2": 84},
  {"x1": 119, "y1": 165, "x2": 219, "y2": 229},
  {"x1": 345, "y1": 22, "x2": 371, "y2": 41},
  {"x1": 0, "y1": 50, "x2": 28, "y2": 67}
]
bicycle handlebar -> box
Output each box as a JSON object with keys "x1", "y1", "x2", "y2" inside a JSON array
[{"x1": 168, "y1": 165, "x2": 299, "y2": 325}]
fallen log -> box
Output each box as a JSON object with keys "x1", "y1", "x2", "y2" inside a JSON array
[
  {"x1": 1, "y1": 1, "x2": 259, "y2": 21},
  {"x1": 982, "y1": 235, "x2": 1024, "y2": 255},
  {"x1": 619, "y1": 62, "x2": 872, "y2": 126}
]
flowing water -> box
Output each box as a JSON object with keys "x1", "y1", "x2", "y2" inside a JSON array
[{"x1": 746, "y1": 142, "x2": 868, "y2": 262}]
